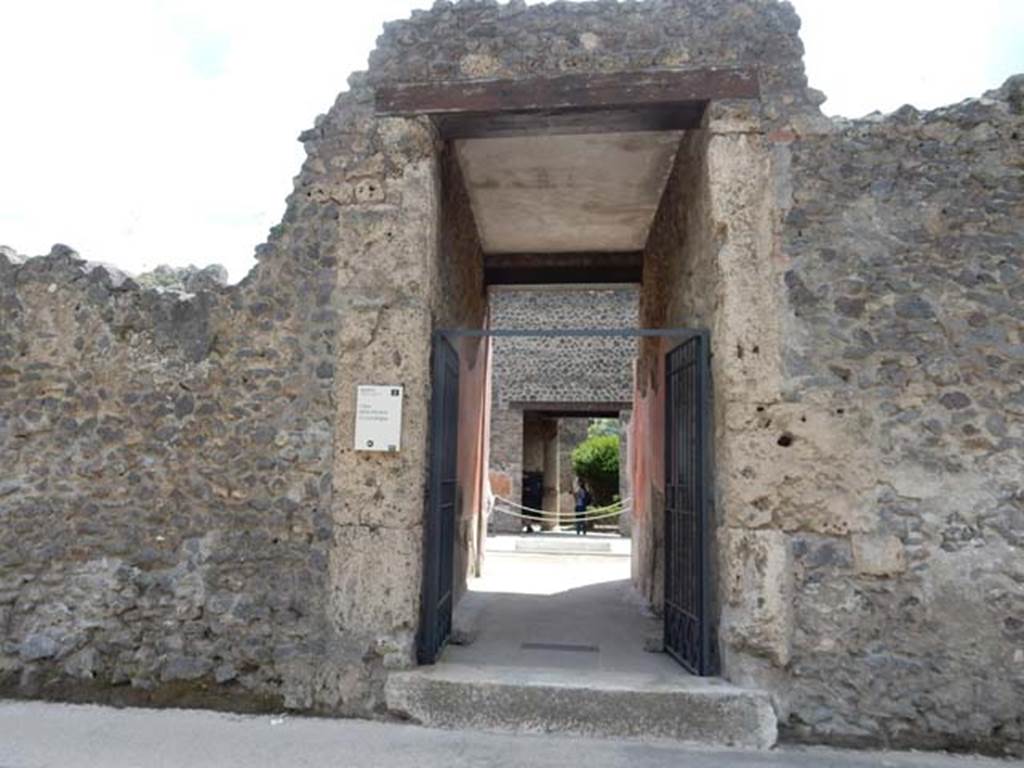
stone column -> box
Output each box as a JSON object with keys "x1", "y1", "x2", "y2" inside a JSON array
[
  {"x1": 557, "y1": 417, "x2": 589, "y2": 522},
  {"x1": 541, "y1": 417, "x2": 559, "y2": 529}
]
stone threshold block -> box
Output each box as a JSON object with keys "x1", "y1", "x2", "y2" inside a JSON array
[{"x1": 384, "y1": 663, "x2": 777, "y2": 749}]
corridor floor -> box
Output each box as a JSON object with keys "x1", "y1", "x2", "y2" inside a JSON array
[{"x1": 444, "y1": 533, "x2": 682, "y2": 676}]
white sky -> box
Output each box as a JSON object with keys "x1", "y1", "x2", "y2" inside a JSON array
[{"x1": 1, "y1": 1, "x2": 1021, "y2": 282}]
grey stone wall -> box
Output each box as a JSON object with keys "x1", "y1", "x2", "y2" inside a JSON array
[
  {"x1": 489, "y1": 286, "x2": 638, "y2": 408},
  {"x1": 320, "y1": 84, "x2": 484, "y2": 708},
  {"x1": 628, "y1": 37, "x2": 1022, "y2": 751},
  {"x1": 773, "y1": 77, "x2": 1024, "y2": 753},
  {"x1": 0, "y1": 236, "x2": 337, "y2": 712}
]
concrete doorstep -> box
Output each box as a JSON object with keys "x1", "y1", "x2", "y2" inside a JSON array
[
  {"x1": 432, "y1": 548, "x2": 775, "y2": 749},
  {"x1": 384, "y1": 662, "x2": 778, "y2": 749},
  {"x1": 0, "y1": 699, "x2": 1012, "y2": 768}
]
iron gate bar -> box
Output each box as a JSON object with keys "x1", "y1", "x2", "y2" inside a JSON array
[
  {"x1": 418, "y1": 335, "x2": 460, "y2": 664},
  {"x1": 662, "y1": 331, "x2": 715, "y2": 675}
]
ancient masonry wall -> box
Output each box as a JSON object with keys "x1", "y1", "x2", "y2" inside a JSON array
[
  {"x1": 623, "y1": 22, "x2": 1023, "y2": 752},
  {"x1": 0, "y1": 64, "x2": 481, "y2": 716},
  {"x1": 0, "y1": 236, "x2": 338, "y2": 711},
  {"x1": 774, "y1": 80, "x2": 1024, "y2": 751},
  {"x1": 0, "y1": 1, "x2": 820, "y2": 717},
  {"x1": 365, "y1": 0, "x2": 823, "y2": 132},
  {"x1": 489, "y1": 286, "x2": 638, "y2": 408}
]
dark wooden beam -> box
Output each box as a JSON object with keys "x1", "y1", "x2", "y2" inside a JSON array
[
  {"x1": 510, "y1": 401, "x2": 631, "y2": 418},
  {"x1": 485, "y1": 252, "x2": 642, "y2": 286},
  {"x1": 375, "y1": 68, "x2": 759, "y2": 117},
  {"x1": 433, "y1": 104, "x2": 705, "y2": 139}
]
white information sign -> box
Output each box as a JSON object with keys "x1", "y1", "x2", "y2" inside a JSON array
[{"x1": 354, "y1": 385, "x2": 403, "y2": 452}]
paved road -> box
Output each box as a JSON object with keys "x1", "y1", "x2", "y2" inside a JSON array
[{"x1": 0, "y1": 700, "x2": 1017, "y2": 768}]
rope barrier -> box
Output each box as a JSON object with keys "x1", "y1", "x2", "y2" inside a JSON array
[
  {"x1": 492, "y1": 504, "x2": 628, "y2": 523},
  {"x1": 494, "y1": 495, "x2": 631, "y2": 516},
  {"x1": 491, "y1": 500, "x2": 630, "y2": 524},
  {"x1": 493, "y1": 510, "x2": 629, "y2": 525},
  {"x1": 492, "y1": 505, "x2": 630, "y2": 523}
]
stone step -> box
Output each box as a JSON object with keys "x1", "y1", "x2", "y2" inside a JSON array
[
  {"x1": 485, "y1": 533, "x2": 631, "y2": 557},
  {"x1": 514, "y1": 538, "x2": 613, "y2": 554},
  {"x1": 384, "y1": 663, "x2": 777, "y2": 749}
]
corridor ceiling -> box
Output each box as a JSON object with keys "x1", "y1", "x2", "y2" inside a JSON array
[{"x1": 455, "y1": 131, "x2": 683, "y2": 254}]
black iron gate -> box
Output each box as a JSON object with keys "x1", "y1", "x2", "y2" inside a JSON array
[
  {"x1": 417, "y1": 334, "x2": 460, "y2": 664},
  {"x1": 663, "y1": 332, "x2": 715, "y2": 675}
]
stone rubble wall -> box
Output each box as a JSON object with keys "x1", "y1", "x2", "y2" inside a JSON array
[
  {"x1": 773, "y1": 78, "x2": 1024, "y2": 753},
  {"x1": 134, "y1": 264, "x2": 229, "y2": 294},
  {"x1": 298, "y1": 66, "x2": 487, "y2": 702},
  {"x1": 489, "y1": 286, "x2": 638, "y2": 408},
  {"x1": 0, "y1": 50, "x2": 462, "y2": 716},
  {"x1": 0, "y1": 235, "x2": 338, "y2": 711}
]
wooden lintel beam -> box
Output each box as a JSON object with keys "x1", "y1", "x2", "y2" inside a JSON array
[
  {"x1": 433, "y1": 104, "x2": 705, "y2": 139},
  {"x1": 485, "y1": 252, "x2": 643, "y2": 286},
  {"x1": 509, "y1": 401, "x2": 631, "y2": 418},
  {"x1": 375, "y1": 67, "x2": 759, "y2": 118}
]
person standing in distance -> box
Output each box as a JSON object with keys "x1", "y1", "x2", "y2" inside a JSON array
[{"x1": 574, "y1": 478, "x2": 592, "y2": 535}]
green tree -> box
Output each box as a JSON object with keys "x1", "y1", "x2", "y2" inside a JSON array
[{"x1": 571, "y1": 433, "x2": 620, "y2": 506}]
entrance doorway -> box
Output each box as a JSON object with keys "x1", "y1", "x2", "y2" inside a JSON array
[
  {"x1": 376, "y1": 65, "x2": 775, "y2": 742},
  {"x1": 418, "y1": 328, "x2": 714, "y2": 676}
]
